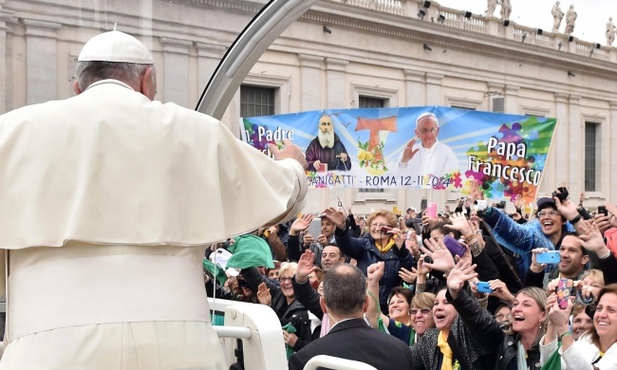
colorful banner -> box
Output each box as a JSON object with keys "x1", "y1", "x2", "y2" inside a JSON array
[{"x1": 241, "y1": 106, "x2": 557, "y2": 203}]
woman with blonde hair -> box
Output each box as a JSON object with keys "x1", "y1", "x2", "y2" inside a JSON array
[{"x1": 323, "y1": 207, "x2": 413, "y2": 313}]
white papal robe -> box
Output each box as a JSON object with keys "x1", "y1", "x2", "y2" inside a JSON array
[{"x1": 0, "y1": 79, "x2": 307, "y2": 369}]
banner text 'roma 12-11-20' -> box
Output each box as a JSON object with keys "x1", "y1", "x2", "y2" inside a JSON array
[{"x1": 241, "y1": 106, "x2": 557, "y2": 203}]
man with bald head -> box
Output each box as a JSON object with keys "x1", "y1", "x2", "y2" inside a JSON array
[
  {"x1": 0, "y1": 29, "x2": 307, "y2": 368},
  {"x1": 399, "y1": 112, "x2": 459, "y2": 183}
]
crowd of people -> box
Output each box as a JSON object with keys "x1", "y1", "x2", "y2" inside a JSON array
[{"x1": 206, "y1": 186, "x2": 617, "y2": 370}]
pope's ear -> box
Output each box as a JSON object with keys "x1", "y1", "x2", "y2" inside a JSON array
[{"x1": 73, "y1": 80, "x2": 83, "y2": 95}]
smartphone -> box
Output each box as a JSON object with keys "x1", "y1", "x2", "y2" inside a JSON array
[
  {"x1": 598, "y1": 206, "x2": 608, "y2": 216},
  {"x1": 476, "y1": 281, "x2": 493, "y2": 294},
  {"x1": 556, "y1": 278, "x2": 573, "y2": 310},
  {"x1": 442, "y1": 235, "x2": 466, "y2": 257},
  {"x1": 380, "y1": 226, "x2": 394, "y2": 234},
  {"x1": 426, "y1": 202, "x2": 437, "y2": 219},
  {"x1": 536, "y1": 250, "x2": 561, "y2": 264},
  {"x1": 307, "y1": 218, "x2": 322, "y2": 237}
]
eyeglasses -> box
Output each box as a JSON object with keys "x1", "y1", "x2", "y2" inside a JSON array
[
  {"x1": 418, "y1": 128, "x2": 438, "y2": 134},
  {"x1": 410, "y1": 308, "x2": 432, "y2": 315},
  {"x1": 279, "y1": 277, "x2": 293, "y2": 283},
  {"x1": 370, "y1": 223, "x2": 388, "y2": 229},
  {"x1": 494, "y1": 313, "x2": 509, "y2": 320},
  {"x1": 537, "y1": 210, "x2": 560, "y2": 218}
]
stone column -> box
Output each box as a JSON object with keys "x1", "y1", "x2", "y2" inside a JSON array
[
  {"x1": 160, "y1": 37, "x2": 192, "y2": 107},
  {"x1": 0, "y1": 10, "x2": 13, "y2": 113},
  {"x1": 404, "y1": 69, "x2": 424, "y2": 105},
  {"x1": 549, "y1": 92, "x2": 569, "y2": 192},
  {"x1": 195, "y1": 42, "x2": 226, "y2": 103},
  {"x1": 23, "y1": 19, "x2": 61, "y2": 104},
  {"x1": 608, "y1": 102, "x2": 617, "y2": 200},
  {"x1": 567, "y1": 95, "x2": 582, "y2": 192},
  {"x1": 425, "y1": 72, "x2": 443, "y2": 106},
  {"x1": 325, "y1": 58, "x2": 348, "y2": 109},
  {"x1": 425, "y1": 72, "x2": 445, "y2": 204},
  {"x1": 401, "y1": 69, "x2": 427, "y2": 207},
  {"x1": 504, "y1": 84, "x2": 519, "y2": 114},
  {"x1": 298, "y1": 54, "x2": 323, "y2": 111}
]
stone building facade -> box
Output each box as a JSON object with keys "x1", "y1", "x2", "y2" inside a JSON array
[{"x1": 0, "y1": 0, "x2": 615, "y2": 214}]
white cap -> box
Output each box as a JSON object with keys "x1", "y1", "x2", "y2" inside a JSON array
[{"x1": 78, "y1": 29, "x2": 154, "y2": 64}]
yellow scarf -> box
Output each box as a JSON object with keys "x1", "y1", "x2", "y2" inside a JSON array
[
  {"x1": 376, "y1": 238, "x2": 395, "y2": 253},
  {"x1": 437, "y1": 330, "x2": 454, "y2": 370}
]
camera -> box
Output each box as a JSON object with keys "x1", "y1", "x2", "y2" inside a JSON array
[
  {"x1": 552, "y1": 187, "x2": 569, "y2": 202},
  {"x1": 380, "y1": 226, "x2": 394, "y2": 234}
]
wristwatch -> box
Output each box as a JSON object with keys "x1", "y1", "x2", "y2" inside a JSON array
[{"x1": 569, "y1": 214, "x2": 582, "y2": 224}]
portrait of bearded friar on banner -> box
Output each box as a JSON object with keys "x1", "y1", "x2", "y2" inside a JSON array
[{"x1": 305, "y1": 113, "x2": 352, "y2": 172}]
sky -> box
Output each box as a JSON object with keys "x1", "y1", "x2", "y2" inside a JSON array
[{"x1": 436, "y1": 0, "x2": 614, "y2": 45}]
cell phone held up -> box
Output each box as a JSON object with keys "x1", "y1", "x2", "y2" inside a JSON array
[
  {"x1": 556, "y1": 278, "x2": 573, "y2": 310},
  {"x1": 476, "y1": 281, "x2": 493, "y2": 294},
  {"x1": 442, "y1": 235, "x2": 466, "y2": 257},
  {"x1": 598, "y1": 206, "x2": 608, "y2": 216},
  {"x1": 380, "y1": 226, "x2": 394, "y2": 235},
  {"x1": 535, "y1": 250, "x2": 561, "y2": 264},
  {"x1": 552, "y1": 187, "x2": 569, "y2": 202}
]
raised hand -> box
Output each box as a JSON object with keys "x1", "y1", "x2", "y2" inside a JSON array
[
  {"x1": 405, "y1": 230, "x2": 420, "y2": 258},
  {"x1": 530, "y1": 248, "x2": 549, "y2": 273},
  {"x1": 579, "y1": 222, "x2": 609, "y2": 255},
  {"x1": 445, "y1": 213, "x2": 472, "y2": 236},
  {"x1": 317, "y1": 234, "x2": 328, "y2": 245},
  {"x1": 398, "y1": 267, "x2": 417, "y2": 284},
  {"x1": 487, "y1": 279, "x2": 514, "y2": 302},
  {"x1": 322, "y1": 207, "x2": 347, "y2": 229},
  {"x1": 291, "y1": 213, "x2": 315, "y2": 235},
  {"x1": 268, "y1": 139, "x2": 308, "y2": 170},
  {"x1": 447, "y1": 261, "x2": 478, "y2": 296},
  {"x1": 421, "y1": 237, "x2": 455, "y2": 273},
  {"x1": 256, "y1": 282, "x2": 272, "y2": 306},
  {"x1": 606, "y1": 202, "x2": 617, "y2": 228},
  {"x1": 592, "y1": 213, "x2": 612, "y2": 235},
  {"x1": 296, "y1": 250, "x2": 316, "y2": 283},
  {"x1": 367, "y1": 261, "x2": 385, "y2": 283},
  {"x1": 400, "y1": 138, "x2": 419, "y2": 165}
]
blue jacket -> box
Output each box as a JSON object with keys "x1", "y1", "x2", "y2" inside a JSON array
[
  {"x1": 334, "y1": 227, "x2": 413, "y2": 313},
  {"x1": 483, "y1": 207, "x2": 575, "y2": 273}
]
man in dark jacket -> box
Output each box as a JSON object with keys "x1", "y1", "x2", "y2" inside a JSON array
[{"x1": 289, "y1": 264, "x2": 414, "y2": 370}]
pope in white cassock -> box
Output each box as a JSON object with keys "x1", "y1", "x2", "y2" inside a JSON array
[
  {"x1": 0, "y1": 29, "x2": 307, "y2": 369},
  {"x1": 398, "y1": 112, "x2": 459, "y2": 186}
]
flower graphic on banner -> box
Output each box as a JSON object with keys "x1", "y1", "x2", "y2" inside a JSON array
[{"x1": 357, "y1": 139, "x2": 388, "y2": 174}]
